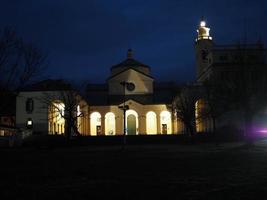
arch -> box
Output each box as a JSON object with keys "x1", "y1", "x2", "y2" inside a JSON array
[
  {"x1": 77, "y1": 105, "x2": 82, "y2": 133},
  {"x1": 126, "y1": 109, "x2": 139, "y2": 135},
  {"x1": 48, "y1": 100, "x2": 65, "y2": 135},
  {"x1": 195, "y1": 99, "x2": 207, "y2": 133},
  {"x1": 160, "y1": 111, "x2": 172, "y2": 134},
  {"x1": 90, "y1": 112, "x2": 101, "y2": 136},
  {"x1": 146, "y1": 111, "x2": 157, "y2": 135},
  {"x1": 105, "y1": 112, "x2": 116, "y2": 135}
]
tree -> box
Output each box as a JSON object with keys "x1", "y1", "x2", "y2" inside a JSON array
[
  {"x1": 200, "y1": 79, "x2": 231, "y2": 135},
  {"x1": 173, "y1": 85, "x2": 200, "y2": 137},
  {"x1": 39, "y1": 80, "x2": 88, "y2": 139},
  {"x1": 210, "y1": 44, "x2": 267, "y2": 143},
  {"x1": 0, "y1": 27, "x2": 46, "y2": 113}
]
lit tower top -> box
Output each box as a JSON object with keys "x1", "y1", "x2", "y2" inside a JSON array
[{"x1": 196, "y1": 18, "x2": 212, "y2": 41}]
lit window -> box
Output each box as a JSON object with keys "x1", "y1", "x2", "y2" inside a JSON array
[
  {"x1": 105, "y1": 112, "x2": 115, "y2": 136},
  {"x1": 160, "y1": 111, "x2": 172, "y2": 134},
  {"x1": 146, "y1": 111, "x2": 157, "y2": 135},
  {"x1": 48, "y1": 101, "x2": 65, "y2": 135},
  {"x1": 90, "y1": 112, "x2": 101, "y2": 136}
]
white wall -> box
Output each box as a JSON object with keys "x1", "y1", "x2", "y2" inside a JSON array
[
  {"x1": 16, "y1": 91, "x2": 50, "y2": 133},
  {"x1": 108, "y1": 69, "x2": 154, "y2": 95}
]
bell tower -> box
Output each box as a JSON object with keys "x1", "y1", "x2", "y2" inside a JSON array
[{"x1": 195, "y1": 18, "x2": 214, "y2": 81}]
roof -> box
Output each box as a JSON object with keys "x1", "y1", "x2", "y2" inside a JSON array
[
  {"x1": 86, "y1": 82, "x2": 179, "y2": 106},
  {"x1": 86, "y1": 84, "x2": 108, "y2": 91},
  {"x1": 111, "y1": 58, "x2": 151, "y2": 70},
  {"x1": 20, "y1": 79, "x2": 73, "y2": 92},
  {"x1": 112, "y1": 49, "x2": 150, "y2": 69},
  {"x1": 108, "y1": 66, "x2": 154, "y2": 80},
  {"x1": 213, "y1": 43, "x2": 265, "y2": 51}
]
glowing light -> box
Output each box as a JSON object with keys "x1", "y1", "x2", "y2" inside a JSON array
[
  {"x1": 160, "y1": 111, "x2": 172, "y2": 134},
  {"x1": 105, "y1": 112, "x2": 116, "y2": 135},
  {"x1": 196, "y1": 20, "x2": 212, "y2": 41},
  {"x1": 200, "y1": 21, "x2": 206, "y2": 27},
  {"x1": 90, "y1": 112, "x2": 101, "y2": 136},
  {"x1": 27, "y1": 119, "x2": 32, "y2": 126},
  {"x1": 146, "y1": 111, "x2": 157, "y2": 135},
  {"x1": 252, "y1": 127, "x2": 267, "y2": 138},
  {"x1": 195, "y1": 99, "x2": 206, "y2": 133},
  {"x1": 77, "y1": 105, "x2": 82, "y2": 133},
  {"x1": 48, "y1": 101, "x2": 65, "y2": 135},
  {"x1": 126, "y1": 110, "x2": 139, "y2": 135},
  {"x1": 257, "y1": 129, "x2": 267, "y2": 133}
]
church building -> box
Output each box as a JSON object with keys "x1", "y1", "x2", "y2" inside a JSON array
[
  {"x1": 15, "y1": 18, "x2": 267, "y2": 137},
  {"x1": 195, "y1": 18, "x2": 267, "y2": 133},
  {"x1": 16, "y1": 49, "x2": 181, "y2": 136},
  {"x1": 86, "y1": 49, "x2": 181, "y2": 136}
]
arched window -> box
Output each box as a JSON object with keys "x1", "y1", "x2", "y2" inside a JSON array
[
  {"x1": 146, "y1": 111, "x2": 157, "y2": 135},
  {"x1": 48, "y1": 101, "x2": 65, "y2": 135},
  {"x1": 126, "y1": 110, "x2": 139, "y2": 135},
  {"x1": 77, "y1": 105, "x2": 82, "y2": 133},
  {"x1": 90, "y1": 112, "x2": 101, "y2": 136},
  {"x1": 160, "y1": 111, "x2": 172, "y2": 134},
  {"x1": 195, "y1": 99, "x2": 207, "y2": 133},
  {"x1": 26, "y1": 98, "x2": 34, "y2": 113},
  {"x1": 105, "y1": 112, "x2": 115, "y2": 135}
]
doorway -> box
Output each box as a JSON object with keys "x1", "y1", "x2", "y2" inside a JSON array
[{"x1": 127, "y1": 114, "x2": 136, "y2": 135}]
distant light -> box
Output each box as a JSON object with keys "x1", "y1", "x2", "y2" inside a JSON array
[
  {"x1": 200, "y1": 21, "x2": 206, "y2": 27},
  {"x1": 254, "y1": 128, "x2": 267, "y2": 138},
  {"x1": 257, "y1": 129, "x2": 267, "y2": 134},
  {"x1": 27, "y1": 118, "x2": 33, "y2": 127},
  {"x1": 27, "y1": 120, "x2": 32, "y2": 126}
]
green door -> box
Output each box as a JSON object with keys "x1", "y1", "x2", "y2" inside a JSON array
[{"x1": 127, "y1": 114, "x2": 136, "y2": 135}]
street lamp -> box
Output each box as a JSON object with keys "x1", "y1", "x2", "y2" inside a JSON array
[{"x1": 118, "y1": 81, "x2": 130, "y2": 147}]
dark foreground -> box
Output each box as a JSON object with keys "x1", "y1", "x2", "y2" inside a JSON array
[{"x1": 1, "y1": 141, "x2": 267, "y2": 200}]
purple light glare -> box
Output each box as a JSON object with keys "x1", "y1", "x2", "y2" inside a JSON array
[{"x1": 257, "y1": 129, "x2": 267, "y2": 133}]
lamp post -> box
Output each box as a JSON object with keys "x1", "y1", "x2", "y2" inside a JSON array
[{"x1": 119, "y1": 81, "x2": 130, "y2": 148}]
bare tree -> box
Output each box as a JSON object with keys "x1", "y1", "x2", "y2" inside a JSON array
[
  {"x1": 200, "y1": 79, "x2": 231, "y2": 135},
  {"x1": 173, "y1": 85, "x2": 200, "y2": 136},
  {"x1": 39, "y1": 81, "x2": 88, "y2": 139},
  {"x1": 214, "y1": 44, "x2": 267, "y2": 143},
  {"x1": 0, "y1": 27, "x2": 46, "y2": 113}
]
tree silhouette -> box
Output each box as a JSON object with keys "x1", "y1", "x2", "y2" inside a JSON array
[
  {"x1": 173, "y1": 85, "x2": 200, "y2": 136},
  {"x1": 0, "y1": 27, "x2": 46, "y2": 114}
]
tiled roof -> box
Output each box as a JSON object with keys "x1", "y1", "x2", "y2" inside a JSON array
[
  {"x1": 111, "y1": 58, "x2": 150, "y2": 69},
  {"x1": 107, "y1": 67, "x2": 154, "y2": 80},
  {"x1": 20, "y1": 79, "x2": 73, "y2": 92}
]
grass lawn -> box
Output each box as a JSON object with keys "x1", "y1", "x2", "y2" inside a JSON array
[{"x1": 1, "y1": 140, "x2": 267, "y2": 199}]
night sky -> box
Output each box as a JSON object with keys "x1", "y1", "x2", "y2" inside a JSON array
[{"x1": 0, "y1": 0, "x2": 266, "y2": 83}]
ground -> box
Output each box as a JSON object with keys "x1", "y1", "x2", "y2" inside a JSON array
[{"x1": 1, "y1": 140, "x2": 267, "y2": 199}]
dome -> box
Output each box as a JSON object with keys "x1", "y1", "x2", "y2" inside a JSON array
[{"x1": 110, "y1": 49, "x2": 151, "y2": 76}]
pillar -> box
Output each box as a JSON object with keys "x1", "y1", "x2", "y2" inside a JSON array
[
  {"x1": 139, "y1": 115, "x2": 146, "y2": 135},
  {"x1": 157, "y1": 112, "x2": 161, "y2": 135}
]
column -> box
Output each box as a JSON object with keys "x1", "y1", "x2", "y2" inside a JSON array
[
  {"x1": 101, "y1": 113, "x2": 105, "y2": 136},
  {"x1": 116, "y1": 114, "x2": 123, "y2": 135},
  {"x1": 157, "y1": 112, "x2": 161, "y2": 135},
  {"x1": 138, "y1": 115, "x2": 146, "y2": 135}
]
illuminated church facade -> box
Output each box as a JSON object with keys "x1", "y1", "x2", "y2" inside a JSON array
[
  {"x1": 16, "y1": 49, "x2": 182, "y2": 136},
  {"x1": 85, "y1": 49, "x2": 181, "y2": 135},
  {"x1": 15, "y1": 19, "x2": 267, "y2": 136}
]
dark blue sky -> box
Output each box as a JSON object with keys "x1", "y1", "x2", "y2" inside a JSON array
[{"x1": 0, "y1": 0, "x2": 266, "y2": 83}]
